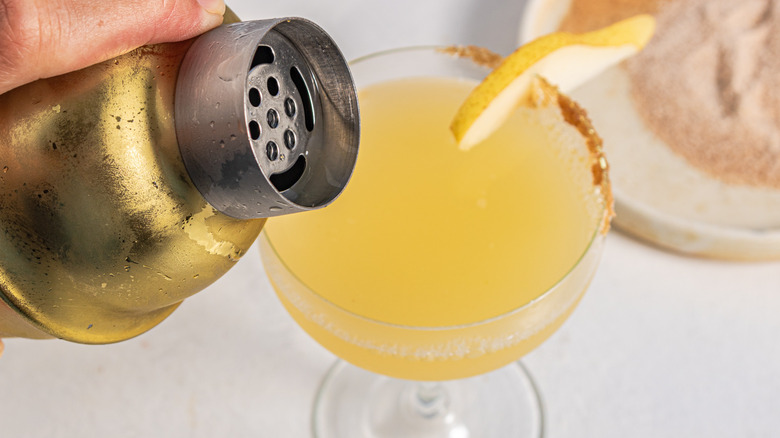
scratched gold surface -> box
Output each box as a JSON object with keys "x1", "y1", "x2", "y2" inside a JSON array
[{"x1": 0, "y1": 9, "x2": 264, "y2": 343}]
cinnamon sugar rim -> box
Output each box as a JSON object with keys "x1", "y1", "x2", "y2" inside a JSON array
[{"x1": 438, "y1": 45, "x2": 613, "y2": 234}]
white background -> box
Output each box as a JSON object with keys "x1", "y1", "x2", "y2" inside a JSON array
[{"x1": 2, "y1": 0, "x2": 780, "y2": 437}]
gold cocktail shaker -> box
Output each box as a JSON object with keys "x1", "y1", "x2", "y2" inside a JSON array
[{"x1": 0, "y1": 12, "x2": 359, "y2": 343}]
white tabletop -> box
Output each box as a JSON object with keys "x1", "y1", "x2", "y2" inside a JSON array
[{"x1": 2, "y1": 1, "x2": 780, "y2": 437}]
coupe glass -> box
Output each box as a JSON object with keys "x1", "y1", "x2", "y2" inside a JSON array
[{"x1": 259, "y1": 46, "x2": 609, "y2": 437}]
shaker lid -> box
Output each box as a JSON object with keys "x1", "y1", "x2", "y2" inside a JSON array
[{"x1": 175, "y1": 18, "x2": 359, "y2": 219}]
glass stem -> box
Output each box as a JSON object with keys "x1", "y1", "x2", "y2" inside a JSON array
[{"x1": 409, "y1": 382, "x2": 451, "y2": 419}]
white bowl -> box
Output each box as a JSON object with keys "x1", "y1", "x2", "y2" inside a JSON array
[{"x1": 518, "y1": 0, "x2": 780, "y2": 261}]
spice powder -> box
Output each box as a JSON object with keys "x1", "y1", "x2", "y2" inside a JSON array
[{"x1": 562, "y1": 0, "x2": 780, "y2": 189}]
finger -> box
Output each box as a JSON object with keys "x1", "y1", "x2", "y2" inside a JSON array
[
  {"x1": 0, "y1": 339, "x2": 4, "y2": 358},
  {"x1": 0, "y1": 0, "x2": 226, "y2": 94}
]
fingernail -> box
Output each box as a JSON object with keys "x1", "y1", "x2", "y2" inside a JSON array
[{"x1": 196, "y1": 0, "x2": 226, "y2": 15}]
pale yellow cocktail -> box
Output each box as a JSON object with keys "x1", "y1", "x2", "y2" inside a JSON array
[{"x1": 261, "y1": 63, "x2": 609, "y2": 381}]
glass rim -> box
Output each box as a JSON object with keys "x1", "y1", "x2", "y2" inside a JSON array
[
  {"x1": 262, "y1": 45, "x2": 609, "y2": 332},
  {"x1": 349, "y1": 45, "x2": 449, "y2": 66}
]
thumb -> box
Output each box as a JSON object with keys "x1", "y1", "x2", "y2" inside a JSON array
[
  {"x1": 0, "y1": 0, "x2": 226, "y2": 94},
  {"x1": 0, "y1": 339, "x2": 4, "y2": 358}
]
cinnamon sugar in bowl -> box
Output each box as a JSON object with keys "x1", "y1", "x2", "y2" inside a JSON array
[{"x1": 520, "y1": 0, "x2": 780, "y2": 260}]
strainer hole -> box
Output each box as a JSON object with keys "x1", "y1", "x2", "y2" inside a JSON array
[
  {"x1": 290, "y1": 66, "x2": 314, "y2": 132},
  {"x1": 267, "y1": 77, "x2": 279, "y2": 96},
  {"x1": 251, "y1": 46, "x2": 274, "y2": 70},
  {"x1": 270, "y1": 155, "x2": 306, "y2": 192},
  {"x1": 267, "y1": 109, "x2": 279, "y2": 129},
  {"x1": 266, "y1": 141, "x2": 279, "y2": 161},
  {"x1": 284, "y1": 98, "x2": 296, "y2": 117},
  {"x1": 284, "y1": 129, "x2": 296, "y2": 149},
  {"x1": 249, "y1": 121, "x2": 261, "y2": 140},
  {"x1": 248, "y1": 88, "x2": 261, "y2": 107}
]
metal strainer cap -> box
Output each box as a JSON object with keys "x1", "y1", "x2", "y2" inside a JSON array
[{"x1": 175, "y1": 18, "x2": 359, "y2": 219}]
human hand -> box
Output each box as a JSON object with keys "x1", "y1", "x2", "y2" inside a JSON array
[{"x1": 0, "y1": 0, "x2": 226, "y2": 94}]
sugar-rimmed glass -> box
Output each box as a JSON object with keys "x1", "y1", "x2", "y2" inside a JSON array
[{"x1": 260, "y1": 46, "x2": 609, "y2": 437}]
